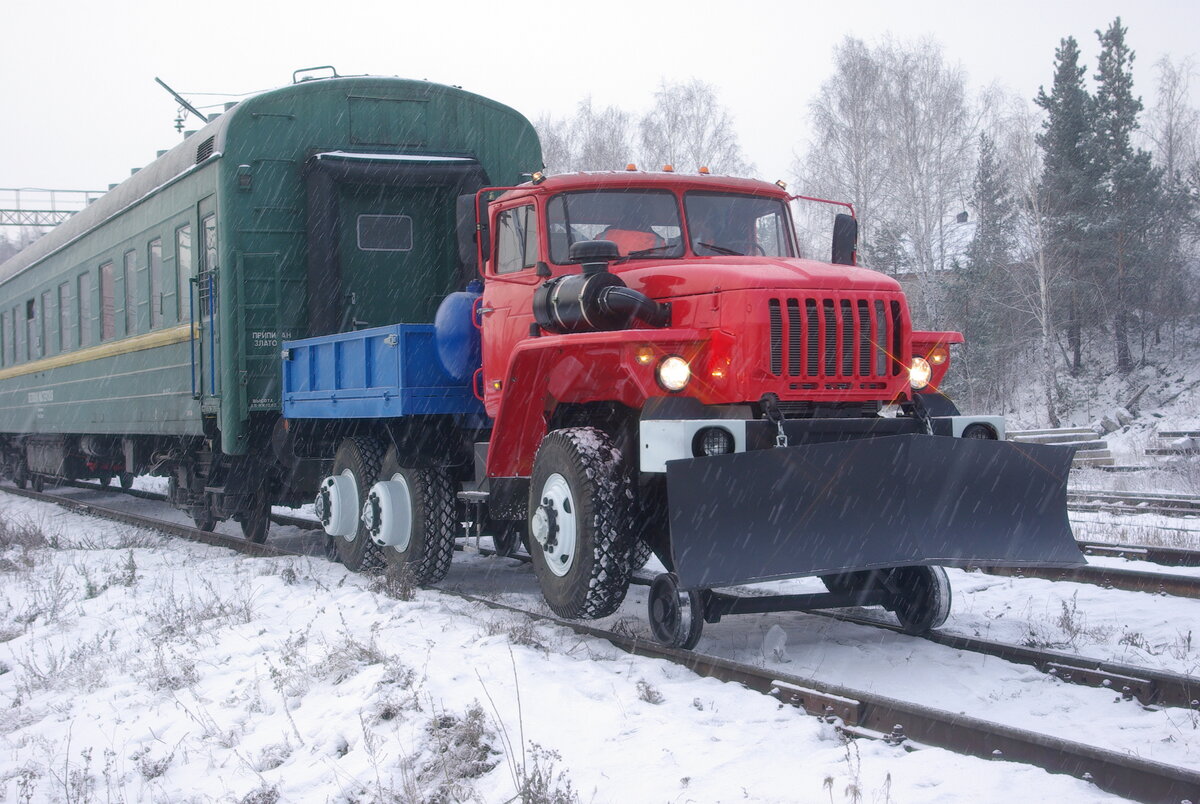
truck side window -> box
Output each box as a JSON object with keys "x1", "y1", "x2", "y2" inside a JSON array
[{"x1": 495, "y1": 205, "x2": 538, "y2": 275}]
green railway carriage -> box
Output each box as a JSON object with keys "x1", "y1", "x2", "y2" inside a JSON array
[{"x1": 0, "y1": 74, "x2": 541, "y2": 532}]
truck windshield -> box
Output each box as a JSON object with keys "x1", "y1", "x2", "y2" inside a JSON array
[
  {"x1": 547, "y1": 190, "x2": 684, "y2": 263},
  {"x1": 684, "y1": 192, "x2": 796, "y2": 257}
]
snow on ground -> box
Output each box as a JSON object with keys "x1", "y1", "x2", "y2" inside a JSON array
[{"x1": 0, "y1": 491, "x2": 1142, "y2": 804}]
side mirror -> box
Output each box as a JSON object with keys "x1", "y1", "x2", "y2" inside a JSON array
[
  {"x1": 456, "y1": 194, "x2": 478, "y2": 272},
  {"x1": 831, "y1": 213, "x2": 858, "y2": 266},
  {"x1": 477, "y1": 195, "x2": 491, "y2": 262}
]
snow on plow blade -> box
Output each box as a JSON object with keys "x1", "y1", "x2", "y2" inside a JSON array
[{"x1": 664, "y1": 434, "x2": 1083, "y2": 590}]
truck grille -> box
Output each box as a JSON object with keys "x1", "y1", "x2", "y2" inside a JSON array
[{"x1": 767, "y1": 296, "x2": 902, "y2": 381}]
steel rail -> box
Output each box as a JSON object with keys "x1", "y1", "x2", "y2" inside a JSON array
[
  {"x1": 3, "y1": 483, "x2": 1199, "y2": 803},
  {"x1": 1069, "y1": 489, "x2": 1200, "y2": 519},
  {"x1": 814, "y1": 611, "x2": 1199, "y2": 710},
  {"x1": 1077, "y1": 540, "x2": 1200, "y2": 568},
  {"x1": 976, "y1": 563, "x2": 1200, "y2": 599}
]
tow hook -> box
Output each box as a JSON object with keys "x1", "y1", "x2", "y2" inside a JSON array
[
  {"x1": 761, "y1": 393, "x2": 789, "y2": 448},
  {"x1": 531, "y1": 498, "x2": 559, "y2": 551}
]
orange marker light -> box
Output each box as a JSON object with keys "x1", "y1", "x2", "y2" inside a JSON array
[
  {"x1": 626, "y1": 163, "x2": 638, "y2": 171},
  {"x1": 928, "y1": 345, "x2": 949, "y2": 365},
  {"x1": 635, "y1": 346, "x2": 655, "y2": 365},
  {"x1": 698, "y1": 166, "x2": 710, "y2": 174},
  {"x1": 662, "y1": 164, "x2": 674, "y2": 172}
]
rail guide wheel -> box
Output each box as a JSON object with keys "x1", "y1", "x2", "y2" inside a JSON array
[
  {"x1": 648, "y1": 572, "x2": 705, "y2": 650},
  {"x1": 889, "y1": 565, "x2": 952, "y2": 635}
]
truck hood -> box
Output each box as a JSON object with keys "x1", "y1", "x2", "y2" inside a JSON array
[{"x1": 614, "y1": 256, "x2": 902, "y2": 300}]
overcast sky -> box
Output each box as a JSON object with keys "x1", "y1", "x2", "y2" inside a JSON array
[{"x1": 2, "y1": 0, "x2": 1198, "y2": 197}]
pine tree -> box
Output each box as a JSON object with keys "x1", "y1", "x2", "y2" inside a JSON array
[
  {"x1": 949, "y1": 134, "x2": 1018, "y2": 410},
  {"x1": 1091, "y1": 18, "x2": 1161, "y2": 373},
  {"x1": 1035, "y1": 36, "x2": 1096, "y2": 375}
]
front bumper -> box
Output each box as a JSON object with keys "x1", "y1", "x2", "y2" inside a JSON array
[{"x1": 640, "y1": 414, "x2": 1005, "y2": 473}]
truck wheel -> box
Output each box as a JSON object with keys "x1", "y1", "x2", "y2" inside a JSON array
[
  {"x1": 363, "y1": 448, "x2": 456, "y2": 585},
  {"x1": 528, "y1": 427, "x2": 633, "y2": 619},
  {"x1": 629, "y1": 538, "x2": 654, "y2": 572},
  {"x1": 329, "y1": 436, "x2": 385, "y2": 572},
  {"x1": 887, "y1": 566, "x2": 951, "y2": 634}
]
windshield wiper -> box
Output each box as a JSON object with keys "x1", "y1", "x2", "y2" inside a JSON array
[
  {"x1": 696, "y1": 241, "x2": 743, "y2": 256},
  {"x1": 625, "y1": 244, "x2": 674, "y2": 259}
]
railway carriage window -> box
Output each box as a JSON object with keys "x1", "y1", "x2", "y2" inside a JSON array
[
  {"x1": 176, "y1": 224, "x2": 192, "y2": 321},
  {"x1": 495, "y1": 205, "x2": 539, "y2": 275},
  {"x1": 149, "y1": 239, "x2": 162, "y2": 329},
  {"x1": 25, "y1": 299, "x2": 38, "y2": 360},
  {"x1": 202, "y1": 215, "x2": 216, "y2": 273},
  {"x1": 79, "y1": 273, "x2": 93, "y2": 347},
  {"x1": 356, "y1": 214, "x2": 413, "y2": 251},
  {"x1": 58, "y1": 283, "x2": 70, "y2": 353},
  {"x1": 124, "y1": 250, "x2": 138, "y2": 335},
  {"x1": 40, "y1": 291, "x2": 51, "y2": 358},
  {"x1": 100, "y1": 261, "x2": 115, "y2": 341}
]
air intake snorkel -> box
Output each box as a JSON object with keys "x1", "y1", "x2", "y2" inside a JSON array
[{"x1": 532, "y1": 240, "x2": 670, "y2": 334}]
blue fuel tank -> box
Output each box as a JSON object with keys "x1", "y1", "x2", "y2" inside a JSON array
[{"x1": 434, "y1": 280, "x2": 483, "y2": 382}]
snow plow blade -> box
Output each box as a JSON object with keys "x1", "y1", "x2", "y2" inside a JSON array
[{"x1": 664, "y1": 435, "x2": 1083, "y2": 590}]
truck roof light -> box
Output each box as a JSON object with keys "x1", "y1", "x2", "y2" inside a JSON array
[
  {"x1": 626, "y1": 163, "x2": 638, "y2": 171},
  {"x1": 662, "y1": 164, "x2": 674, "y2": 172},
  {"x1": 775, "y1": 179, "x2": 787, "y2": 190},
  {"x1": 531, "y1": 171, "x2": 546, "y2": 184},
  {"x1": 698, "y1": 166, "x2": 710, "y2": 174}
]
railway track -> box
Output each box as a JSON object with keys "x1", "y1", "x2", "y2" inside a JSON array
[
  {"x1": 3, "y1": 481, "x2": 1199, "y2": 803},
  {"x1": 1069, "y1": 489, "x2": 1200, "y2": 518},
  {"x1": 42, "y1": 477, "x2": 1200, "y2": 600}
]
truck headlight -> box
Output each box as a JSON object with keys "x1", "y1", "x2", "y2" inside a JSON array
[
  {"x1": 909, "y1": 356, "x2": 932, "y2": 390},
  {"x1": 657, "y1": 356, "x2": 690, "y2": 392}
]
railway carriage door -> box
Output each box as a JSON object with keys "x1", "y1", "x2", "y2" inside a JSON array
[
  {"x1": 195, "y1": 205, "x2": 220, "y2": 404},
  {"x1": 336, "y1": 185, "x2": 451, "y2": 328}
]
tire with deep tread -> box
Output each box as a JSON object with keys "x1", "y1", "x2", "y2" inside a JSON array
[
  {"x1": 377, "y1": 447, "x2": 457, "y2": 585},
  {"x1": 528, "y1": 427, "x2": 633, "y2": 619},
  {"x1": 628, "y1": 537, "x2": 654, "y2": 572},
  {"x1": 331, "y1": 436, "x2": 386, "y2": 572}
]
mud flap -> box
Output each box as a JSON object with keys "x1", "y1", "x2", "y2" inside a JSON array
[{"x1": 664, "y1": 435, "x2": 1083, "y2": 590}]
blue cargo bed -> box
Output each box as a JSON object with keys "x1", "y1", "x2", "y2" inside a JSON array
[{"x1": 281, "y1": 324, "x2": 483, "y2": 419}]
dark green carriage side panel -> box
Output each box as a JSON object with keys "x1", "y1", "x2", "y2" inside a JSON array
[{"x1": 0, "y1": 159, "x2": 222, "y2": 439}]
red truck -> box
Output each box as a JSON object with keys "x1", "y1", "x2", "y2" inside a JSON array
[{"x1": 284, "y1": 168, "x2": 1081, "y2": 649}]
